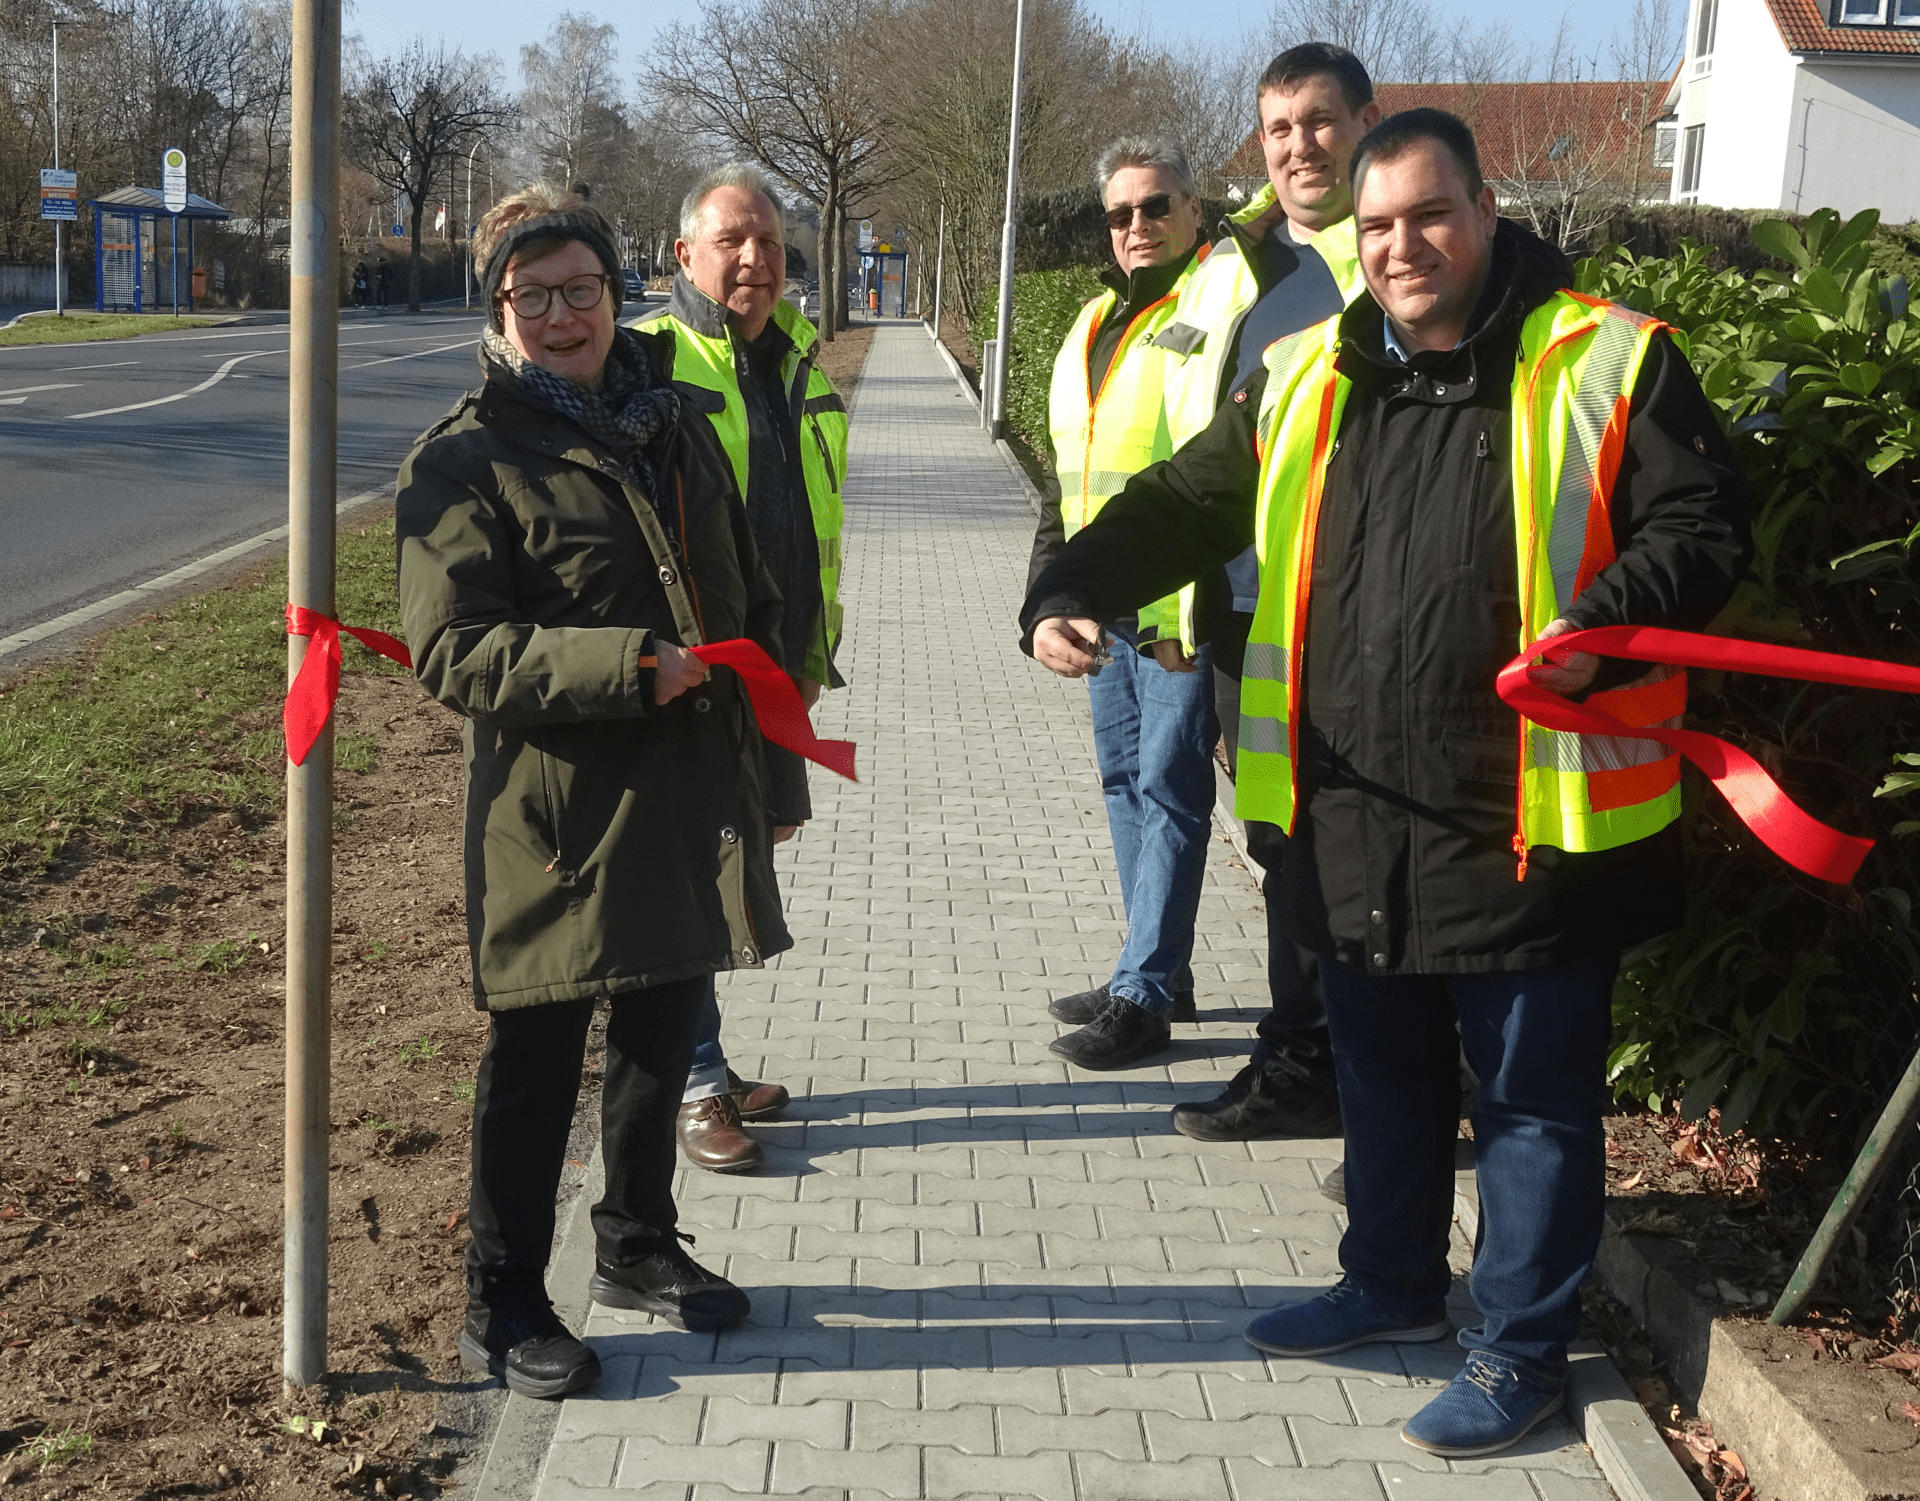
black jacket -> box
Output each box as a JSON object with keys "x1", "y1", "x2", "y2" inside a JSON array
[{"x1": 1022, "y1": 221, "x2": 1755, "y2": 973}]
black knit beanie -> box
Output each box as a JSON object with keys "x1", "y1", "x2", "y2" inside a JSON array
[{"x1": 481, "y1": 210, "x2": 625, "y2": 329}]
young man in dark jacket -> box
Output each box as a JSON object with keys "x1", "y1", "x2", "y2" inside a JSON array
[{"x1": 1022, "y1": 111, "x2": 1753, "y2": 1457}]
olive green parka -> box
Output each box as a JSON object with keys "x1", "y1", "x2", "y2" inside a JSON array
[{"x1": 396, "y1": 326, "x2": 806, "y2": 1011}]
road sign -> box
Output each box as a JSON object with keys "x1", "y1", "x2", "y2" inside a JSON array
[
  {"x1": 162, "y1": 147, "x2": 187, "y2": 212},
  {"x1": 858, "y1": 219, "x2": 874, "y2": 251},
  {"x1": 39, "y1": 168, "x2": 77, "y2": 222},
  {"x1": 390, "y1": 224, "x2": 404, "y2": 237}
]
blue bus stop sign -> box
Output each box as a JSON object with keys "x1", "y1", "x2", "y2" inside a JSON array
[{"x1": 391, "y1": 223, "x2": 404, "y2": 237}]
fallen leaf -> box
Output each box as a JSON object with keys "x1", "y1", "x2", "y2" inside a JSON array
[
  {"x1": 1719, "y1": 1448, "x2": 1747, "y2": 1481},
  {"x1": 442, "y1": 1212, "x2": 459, "y2": 1232},
  {"x1": 1617, "y1": 1170, "x2": 1646, "y2": 1191},
  {"x1": 1869, "y1": 1351, "x2": 1920, "y2": 1371},
  {"x1": 1897, "y1": 1400, "x2": 1920, "y2": 1425}
]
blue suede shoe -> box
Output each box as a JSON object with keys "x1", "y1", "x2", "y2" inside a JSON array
[
  {"x1": 1402, "y1": 1352, "x2": 1567, "y2": 1457},
  {"x1": 1244, "y1": 1277, "x2": 1451, "y2": 1358}
]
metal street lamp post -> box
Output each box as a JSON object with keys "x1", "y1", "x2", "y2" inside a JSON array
[
  {"x1": 988, "y1": 0, "x2": 1028, "y2": 440},
  {"x1": 52, "y1": 19, "x2": 67, "y2": 317}
]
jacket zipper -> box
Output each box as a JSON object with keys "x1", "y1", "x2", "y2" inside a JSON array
[{"x1": 809, "y1": 419, "x2": 838, "y2": 491}]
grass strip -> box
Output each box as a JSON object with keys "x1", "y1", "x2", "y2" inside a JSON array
[
  {"x1": 0, "y1": 514, "x2": 406, "y2": 882},
  {"x1": 0, "y1": 314, "x2": 217, "y2": 347}
]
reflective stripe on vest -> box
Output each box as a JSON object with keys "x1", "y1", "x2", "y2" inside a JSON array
[{"x1": 1235, "y1": 291, "x2": 1681, "y2": 856}]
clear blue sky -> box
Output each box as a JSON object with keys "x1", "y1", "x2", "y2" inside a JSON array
[{"x1": 345, "y1": 0, "x2": 1621, "y2": 93}]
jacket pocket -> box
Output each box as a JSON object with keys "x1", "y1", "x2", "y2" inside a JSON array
[{"x1": 1440, "y1": 726, "x2": 1518, "y2": 788}]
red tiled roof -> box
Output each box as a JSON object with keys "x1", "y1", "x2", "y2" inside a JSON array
[
  {"x1": 1761, "y1": 0, "x2": 1920, "y2": 54},
  {"x1": 1221, "y1": 81, "x2": 1668, "y2": 188}
]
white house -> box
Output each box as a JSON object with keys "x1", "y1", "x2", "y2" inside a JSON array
[{"x1": 1665, "y1": 0, "x2": 1920, "y2": 220}]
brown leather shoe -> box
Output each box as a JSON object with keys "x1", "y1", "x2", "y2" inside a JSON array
[
  {"x1": 726, "y1": 1067, "x2": 789, "y2": 1121},
  {"x1": 676, "y1": 1094, "x2": 763, "y2": 1173}
]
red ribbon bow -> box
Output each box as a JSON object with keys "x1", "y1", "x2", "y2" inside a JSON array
[
  {"x1": 691, "y1": 638, "x2": 858, "y2": 781},
  {"x1": 283, "y1": 605, "x2": 413, "y2": 766},
  {"x1": 1497, "y1": 624, "x2": 1920, "y2": 885}
]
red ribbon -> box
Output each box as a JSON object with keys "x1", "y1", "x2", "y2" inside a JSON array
[
  {"x1": 283, "y1": 605, "x2": 413, "y2": 766},
  {"x1": 691, "y1": 638, "x2": 857, "y2": 781},
  {"x1": 1498, "y1": 624, "x2": 1920, "y2": 884}
]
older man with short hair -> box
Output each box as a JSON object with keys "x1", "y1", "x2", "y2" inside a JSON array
[
  {"x1": 1029, "y1": 137, "x2": 1211, "y2": 1070},
  {"x1": 634, "y1": 163, "x2": 850, "y2": 1171},
  {"x1": 1022, "y1": 108, "x2": 1753, "y2": 1457}
]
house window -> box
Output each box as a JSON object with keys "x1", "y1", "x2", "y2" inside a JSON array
[
  {"x1": 1679, "y1": 124, "x2": 1707, "y2": 197},
  {"x1": 1654, "y1": 122, "x2": 1679, "y2": 169},
  {"x1": 1836, "y1": 0, "x2": 1889, "y2": 20},
  {"x1": 1695, "y1": 0, "x2": 1721, "y2": 55},
  {"x1": 1896, "y1": 0, "x2": 1920, "y2": 23}
]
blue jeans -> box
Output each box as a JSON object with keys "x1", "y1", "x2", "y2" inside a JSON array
[
  {"x1": 1320, "y1": 954, "x2": 1616, "y2": 1378},
  {"x1": 1085, "y1": 639, "x2": 1218, "y2": 1019},
  {"x1": 681, "y1": 978, "x2": 729, "y2": 1103}
]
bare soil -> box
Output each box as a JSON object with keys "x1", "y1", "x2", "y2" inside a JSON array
[
  {"x1": 0, "y1": 348, "x2": 877, "y2": 1500},
  {"x1": 1593, "y1": 1106, "x2": 1920, "y2": 1499}
]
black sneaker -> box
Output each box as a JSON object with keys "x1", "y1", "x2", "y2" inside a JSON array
[
  {"x1": 1170, "y1": 1062, "x2": 1343, "y2": 1141},
  {"x1": 457, "y1": 1303, "x2": 600, "y2": 1400},
  {"x1": 588, "y1": 1242, "x2": 750, "y2": 1331},
  {"x1": 1049, "y1": 993, "x2": 1172, "y2": 1070},
  {"x1": 1049, "y1": 984, "x2": 1197, "y2": 1025}
]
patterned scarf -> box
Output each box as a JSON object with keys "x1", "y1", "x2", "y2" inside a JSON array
[{"x1": 482, "y1": 325, "x2": 679, "y2": 497}]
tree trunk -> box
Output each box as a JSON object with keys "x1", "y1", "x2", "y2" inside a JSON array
[
  {"x1": 408, "y1": 189, "x2": 426, "y2": 312},
  {"x1": 817, "y1": 195, "x2": 835, "y2": 342}
]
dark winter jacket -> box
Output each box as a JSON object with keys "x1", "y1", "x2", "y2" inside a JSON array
[
  {"x1": 1022, "y1": 220, "x2": 1755, "y2": 973},
  {"x1": 396, "y1": 326, "x2": 804, "y2": 1011}
]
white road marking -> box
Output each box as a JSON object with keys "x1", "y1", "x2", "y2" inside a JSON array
[
  {"x1": 54, "y1": 361, "x2": 140, "y2": 371},
  {"x1": 348, "y1": 337, "x2": 479, "y2": 368},
  {"x1": 0, "y1": 487, "x2": 394, "y2": 659},
  {"x1": 69, "y1": 351, "x2": 274, "y2": 419},
  {"x1": 0, "y1": 382, "x2": 82, "y2": 397}
]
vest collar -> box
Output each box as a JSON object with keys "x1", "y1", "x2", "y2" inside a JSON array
[
  {"x1": 666, "y1": 270, "x2": 819, "y2": 359},
  {"x1": 1097, "y1": 239, "x2": 1201, "y2": 318}
]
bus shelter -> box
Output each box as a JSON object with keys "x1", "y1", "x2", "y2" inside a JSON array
[
  {"x1": 859, "y1": 247, "x2": 909, "y2": 318},
  {"x1": 91, "y1": 186, "x2": 232, "y2": 313}
]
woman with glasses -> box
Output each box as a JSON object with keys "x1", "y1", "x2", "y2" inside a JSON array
[{"x1": 395, "y1": 184, "x2": 808, "y2": 1398}]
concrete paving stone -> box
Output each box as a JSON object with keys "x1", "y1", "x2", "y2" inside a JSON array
[
  {"x1": 995, "y1": 1404, "x2": 1145, "y2": 1462},
  {"x1": 539, "y1": 1483, "x2": 697, "y2": 1500},
  {"x1": 1526, "y1": 1470, "x2": 1618, "y2": 1500},
  {"x1": 1220, "y1": 1457, "x2": 1385, "y2": 1499},
  {"x1": 799, "y1": 1170, "x2": 919, "y2": 1206},
  {"x1": 915, "y1": 1173, "x2": 1035, "y2": 1208},
  {"x1": 1395, "y1": 1339, "x2": 1471, "y2": 1387},
  {"x1": 1073, "y1": 1452, "x2": 1235, "y2": 1501},
  {"x1": 1031, "y1": 1175, "x2": 1152, "y2": 1213},
  {"x1": 923, "y1": 1289, "x2": 1052, "y2": 1326},
  {"x1": 1086, "y1": 1153, "x2": 1206, "y2": 1186},
  {"x1": 920, "y1": 1448, "x2": 1075, "y2": 1501},
  {"x1": 1166, "y1": 1236, "x2": 1301, "y2": 1277},
  {"x1": 704, "y1": 1324, "x2": 857, "y2": 1365},
  {"x1": 538, "y1": 1434, "x2": 623, "y2": 1490},
  {"x1": 1124, "y1": 1331, "x2": 1275, "y2": 1385},
  {"x1": 1195, "y1": 1373, "x2": 1358, "y2": 1424},
  {"x1": 703, "y1": 1394, "x2": 850, "y2": 1448},
  {"x1": 1045, "y1": 1294, "x2": 1192, "y2": 1333},
  {"x1": 988, "y1": 1324, "x2": 1129, "y2": 1371},
  {"x1": 793, "y1": 1225, "x2": 917, "y2": 1263},
  {"x1": 854, "y1": 1323, "x2": 992, "y2": 1370},
  {"x1": 854, "y1": 1261, "x2": 974, "y2": 1291},
  {"x1": 850, "y1": 1400, "x2": 997, "y2": 1454},
  {"x1": 1370, "y1": 1462, "x2": 1548, "y2": 1497},
  {"x1": 771, "y1": 1440, "x2": 923, "y2": 1497},
  {"x1": 1041, "y1": 1234, "x2": 1170, "y2": 1274},
  {"x1": 624, "y1": 1354, "x2": 781, "y2": 1404},
  {"x1": 923, "y1": 1364, "x2": 1064, "y2": 1414},
  {"x1": 1097, "y1": 1206, "x2": 1227, "y2": 1242},
  {"x1": 779, "y1": 1365, "x2": 919, "y2": 1407},
  {"x1": 788, "y1": 1283, "x2": 921, "y2": 1325},
  {"x1": 1289, "y1": 1415, "x2": 1453, "y2": 1471},
  {"x1": 975, "y1": 1202, "x2": 1099, "y2": 1238},
  {"x1": 1062, "y1": 1368, "x2": 1209, "y2": 1418},
  {"x1": 854, "y1": 1199, "x2": 980, "y2": 1234},
  {"x1": 1278, "y1": 1238, "x2": 1344, "y2": 1280},
  {"x1": 737, "y1": 1197, "x2": 860, "y2": 1232},
  {"x1": 1133, "y1": 1180, "x2": 1272, "y2": 1215},
  {"x1": 611, "y1": 1437, "x2": 770, "y2": 1492},
  {"x1": 965, "y1": 1148, "x2": 1091, "y2": 1183}
]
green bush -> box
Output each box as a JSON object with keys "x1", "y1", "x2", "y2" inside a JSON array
[
  {"x1": 972, "y1": 264, "x2": 1107, "y2": 470},
  {"x1": 1578, "y1": 209, "x2": 1919, "y2": 1139}
]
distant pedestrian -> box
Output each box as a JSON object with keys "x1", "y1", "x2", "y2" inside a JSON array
[
  {"x1": 375, "y1": 256, "x2": 391, "y2": 311},
  {"x1": 351, "y1": 261, "x2": 369, "y2": 308}
]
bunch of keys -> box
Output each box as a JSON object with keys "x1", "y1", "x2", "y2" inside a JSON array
[{"x1": 1084, "y1": 630, "x2": 1114, "y2": 677}]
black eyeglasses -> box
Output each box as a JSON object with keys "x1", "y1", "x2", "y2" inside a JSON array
[
  {"x1": 1105, "y1": 194, "x2": 1176, "y2": 231},
  {"x1": 500, "y1": 273, "x2": 608, "y2": 320}
]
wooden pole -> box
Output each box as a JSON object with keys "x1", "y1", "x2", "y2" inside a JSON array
[{"x1": 283, "y1": 0, "x2": 340, "y2": 1396}]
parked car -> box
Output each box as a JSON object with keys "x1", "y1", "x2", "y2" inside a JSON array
[{"x1": 621, "y1": 268, "x2": 646, "y2": 300}]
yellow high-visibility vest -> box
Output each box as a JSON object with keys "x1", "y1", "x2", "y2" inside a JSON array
[
  {"x1": 1045, "y1": 251, "x2": 1202, "y2": 645},
  {"x1": 1146, "y1": 187, "x2": 1366, "y2": 646},
  {"x1": 635, "y1": 284, "x2": 847, "y2": 687},
  {"x1": 1235, "y1": 290, "x2": 1684, "y2": 859}
]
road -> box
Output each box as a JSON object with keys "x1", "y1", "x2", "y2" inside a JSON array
[{"x1": 0, "y1": 308, "x2": 493, "y2": 652}]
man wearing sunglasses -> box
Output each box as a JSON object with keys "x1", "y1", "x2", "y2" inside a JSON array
[
  {"x1": 633, "y1": 163, "x2": 851, "y2": 1173},
  {"x1": 1150, "y1": 43, "x2": 1379, "y2": 1147},
  {"x1": 1029, "y1": 137, "x2": 1211, "y2": 1069}
]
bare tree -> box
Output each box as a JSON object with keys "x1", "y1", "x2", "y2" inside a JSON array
[
  {"x1": 1258, "y1": 0, "x2": 1439, "y2": 86},
  {"x1": 344, "y1": 39, "x2": 511, "y2": 310},
  {"x1": 518, "y1": 12, "x2": 623, "y2": 189},
  {"x1": 644, "y1": 0, "x2": 894, "y2": 339}
]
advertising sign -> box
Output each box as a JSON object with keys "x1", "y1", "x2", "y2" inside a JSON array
[
  {"x1": 39, "y1": 168, "x2": 77, "y2": 222},
  {"x1": 162, "y1": 147, "x2": 187, "y2": 212},
  {"x1": 858, "y1": 219, "x2": 874, "y2": 251}
]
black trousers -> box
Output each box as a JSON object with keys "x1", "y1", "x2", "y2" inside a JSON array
[
  {"x1": 1215, "y1": 664, "x2": 1334, "y2": 1088},
  {"x1": 463, "y1": 976, "x2": 706, "y2": 1311}
]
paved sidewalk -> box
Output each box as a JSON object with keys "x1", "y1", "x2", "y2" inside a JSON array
[{"x1": 531, "y1": 324, "x2": 1616, "y2": 1499}]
